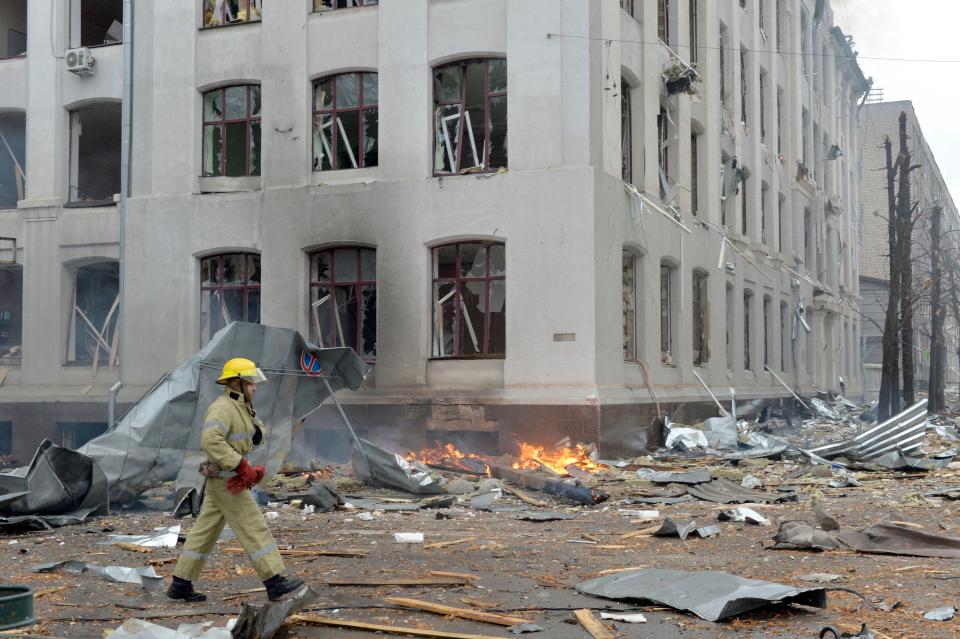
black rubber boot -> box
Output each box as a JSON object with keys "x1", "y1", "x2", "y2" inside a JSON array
[
  {"x1": 166, "y1": 576, "x2": 207, "y2": 602},
  {"x1": 263, "y1": 574, "x2": 305, "y2": 601}
]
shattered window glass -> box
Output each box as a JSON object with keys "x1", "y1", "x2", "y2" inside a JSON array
[
  {"x1": 692, "y1": 271, "x2": 708, "y2": 366},
  {"x1": 199, "y1": 253, "x2": 261, "y2": 346},
  {"x1": 68, "y1": 261, "x2": 119, "y2": 364},
  {"x1": 432, "y1": 241, "x2": 505, "y2": 358},
  {"x1": 202, "y1": 85, "x2": 261, "y2": 177},
  {"x1": 620, "y1": 0, "x2": 634, "y2": 16},
  {"x1": 621, "y1": 80, "x2": 632, "y2": 183},
  {"x1": 433, "y1": 59, "x2": 507, "y2": 176},
  {"x1": 314, "y1": 0, "x2": 378, "y2": 11},
  {"x1": 623, "y1": 252, "x2": 636, "y2": 362},
  {"x1": 743, "y1": 291, "x2": 753, "y2": 370},
  {"x1": 203, "y1": 0, "x2": 261, "y2": 28},
  {"x1": 660, "y1": 264, "x2": 672, "y2": 361},
  {"x1": 0, "y1": 266, "x2": 23, "y2": 366},
  {"x1": 313, "y1": 72, "x2": 378, "y2": 171},
  {"x1": 309, "y1": 247, "x2": 377, "y2": 361}
]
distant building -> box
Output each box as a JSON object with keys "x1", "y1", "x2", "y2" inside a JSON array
[
  {"x1": 0, "y1": 0, "x2": 868, "y2": 464},
  {"x1": 857, "y1": 100, "x2": 960, "y2": 399}
]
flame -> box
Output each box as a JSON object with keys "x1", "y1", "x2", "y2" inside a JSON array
[
  {"x1": 407, "y1": 442, "x2": 492, "y2": 473},
  {"x1": 511, "y1": 442, "x2": 601, "y2": 475}
]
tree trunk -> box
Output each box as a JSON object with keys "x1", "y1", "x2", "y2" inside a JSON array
[
  {"x1": 877, "y1": 135, "x2": 900, "y2": 422},
  {"x1": 897, "y1": 111, "x2": 916, "y2": 407}
]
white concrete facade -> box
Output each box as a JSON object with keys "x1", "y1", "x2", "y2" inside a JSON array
[{"x1": 0, "y1": 0, "x2": 868, "y2": 460}]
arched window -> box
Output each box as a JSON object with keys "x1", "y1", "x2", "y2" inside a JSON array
[
  {"x1": 432, "y1": 241, "x2": 505, "y2": 358},
  {"x1": 202, "y1": 85, "x2": 261, "y2": 177},
  {"x1": 308, "y1": 247, "x2": 376, "y2": 361},
  {"x1": 200, "y1": 253, "x2": 261, "y2": 345},
  {"x1": 433, "y1": 59, "x2": 507, "y2": 175},
  {"x1": 313, "y1": 72, "x2": 378, "y2": 171}
]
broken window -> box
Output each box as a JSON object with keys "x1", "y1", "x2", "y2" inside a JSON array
[
  {"x1": 801, "y1": 108, "x2": 810, "y2": 169},
  {"x1": 776, "y1": 87, "x2": 784, "y2": 155},
  {"x1": 759, "y1": 70, "x2": 767, "y2": 142},
  {"x1": 719, "y1": 25, "x2": 728, "y2": 106},
  {"x1": 621, "y1": 78, "x2": 632, "y2": 183},
  {"x1": 780, "y1": 300, "x2": 789, "y2": 371},
  {"x1": 692, "y1": 270, "x2": 708, "y2": 366},
  {"x1": 776, "y1": 0, "x2": 784, "y2": 51},
  {"x1": 804, "y1": 207, "x2": 813, "y2": 269},
  {"x1": 761, "y1": 182, "x2": 769, "y2": 245},
  {"x1": 0, "y1": 265, "x2": 22, "y2": 365},
  {"x1": 763, "y1": 295, "x2": 772, "y2": 367},
  {"x1": 623, "y1": 251, "x2": 637, "y2": 362},
  {"x1": 1, "y1": 0, "x2": 26, "y2": 58},
  {"x1": 800, "y1": 10, "x2": 810, "y2": 75},
  {"x1": 740, "y1": 170, "x2": 748, "y2": 236},
  {"x1": 69, "y1": 103, "x2": 121, "y2": 205},
  {"x1": 202, "y1": 85, "x2": 261, "y2": 177},
  {"x1": 432, "y1": 241, "x2": 505, "y2": 358},
  {"x1": 67, "y1": 261, "x2": 119, "y2": 365},
  {"x1": 657, "y1": 107, "x2": 669, "y2": 200},
  {"x1": 619, "y1": 0, "x2": 633, "y2": 16},
  {"x1": 725, "y1": 283, "x2": 734, "y2": 369},
  {"x1": 758, "y1": 0, "x2": 765, "y2": 30},
  {"x1": 657, "y1": 0, "x2": 670, "y2": 44},
  {"x1": 200, "y1": 253, "x2": 261, "y2": 345},
  {"x1": 805, "y1": 308, "x2": 814, "y2": 373},
  {"x1": 690, "y1": 133, "x2": 699, "y2": 216},
  {"x1": 720, "y1": 152, "x2": 729, "y2": 227},
  {"x1": 309, "y1": 247, "x2": 376, "y2": 361},
  {"x1": 743, "y1": 290, "x2": 752, "y2": 371},
  {"x1": 0, "y1": 112, "x2": 25, "y2": 208},
  {"x1": 56, "y1": 422, "x2": 107, "y2": 449},
  {"x1": 739, "y1": 48, "x2": 748, "y2": 125},
  {"x1": 660, "y1": 263, "x2": 673, "y2": 364},
  {"x1": 433, "y1": 59, "x2": 506, "y2": 175},
  {"x1": 202, "y1": 0, "x2": 261, "y2": 28},
  {"x1": 315, "y1": 0, "x2": 378, "y2": 10},
  {"x1": 70, "y1": 0, "x2": 122, "y2": 48},
  {"x1": 313, "y1": 73, "x2": 378, "y2": 171},
  {"x1": 688, "y1": 0, "x2": 698, "y2": 64},
  {"x1": 777, "y1": 193, "x2": 785, "y2": 253}
]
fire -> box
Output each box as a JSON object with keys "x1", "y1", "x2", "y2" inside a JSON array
[
  {"x1": 512, "y1": 442, "x2": 601, "y2": 475},
  {"x1": 407, "y1": 442, "x2": 492, "y2": 474}
]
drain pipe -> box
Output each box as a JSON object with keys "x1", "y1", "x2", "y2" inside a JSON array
[{"x1": 111, "y1": 0, "x2": 133, "y2": 425}]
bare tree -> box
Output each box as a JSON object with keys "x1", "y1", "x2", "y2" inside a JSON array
[
  {"x1": 928, "y1": 204, "x2": 946, "y2": 412},
  {"x1": 877, "y1": 134, "x2": 901, "y2": 421},
  {"x1": 896, "y1": 111, "x2": 920, "y2": 407}
]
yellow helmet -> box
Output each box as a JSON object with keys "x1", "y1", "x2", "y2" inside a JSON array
[{"x1": 216, "y1": 357, "x2": 268, "y2": 385}]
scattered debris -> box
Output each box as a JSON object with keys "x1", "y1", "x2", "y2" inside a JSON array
[
  {"x1": 292, "y1": 613, "x2": 510, "y2": 638},
  {"x1": 636, "y1": 468, "x2": 711, "y2": 484},
  {"x1": 687, "y1": 478, "x2": 797, "y2": 504},
  {"x1": 516, "y1": 512, "x2": 574, "y2": 522},
  {"x1": 717, "y1": 507, "x2": 770, "y2": 526},
  {"x1": 576, "y1": 568, "x2": 827, "y2": 621},
  {"x1": 383, "y1": 597, "x2": 531, "y2": 627},
  {"x1": 107, "y1": 525, "x2": 181, "y2": 549},
  {"x1": 32, "y1": 560, "x2": 163, "y2": 589},
  {"x1": 574, "y1": 609, "x2": 614, "y2": 639},
  {"x1": 798, "y1": 573, "x2": 843, "y2": 583},
  {"x1": 232, "y1": 585, "x2": 318, "y2": 639},
  {"x1": 394, "y1": 532, "x2": 424, "y2": 544},
  {"x1": 773, "y1": 520, "x2": 960, "y2": 557},
  {"x1": 107, "y1": 618, "x2": 235, "y2": 639},
  {"x1": 599, "y1": 611, "x2": 647, "y2": 623},
  {"x1": 923, "y1": 606, "x2": 956, "y2": 621}
]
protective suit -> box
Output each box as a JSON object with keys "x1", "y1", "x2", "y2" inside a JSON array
[{"x1": 172, "y1": 389, "x2": 284, "y2": 582}]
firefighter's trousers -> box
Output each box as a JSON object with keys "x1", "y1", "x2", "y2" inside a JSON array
[{"x1": 173, "y1": 477, "x2": 284, "y2": 582}]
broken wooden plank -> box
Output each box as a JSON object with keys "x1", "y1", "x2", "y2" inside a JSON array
[
  {"x1": 574, "y1": 609, "x2": 614, "y2": 639},
  {"x1": 500, "y1": 482, "x2": 549, "y2": 508},
  {"x1": 148, "y1": 557, "x2": 178, "y2": 567},
  {"x1": 423, "y1": 537, "x2": 476, "y2": 550},
  {"x1": 223, "y1": 547, "x2": 368, "y2": 558},
  {"x1": 429, "y1": 571, "x2": 479, "y2": 581},
  {"x1": 322, "y1": 576, "x2": 469, "y2": 587},
  {"x1": 32, "y1": 586, "x2": 66, "y2": 599},
  {"x1": 291, "y1": 614, "x2": 508, "y2": 639},
  {"x1": 384, "y1": 597, "x2": 529, "y2": 627},
  {"x1": 112, "y1": 542, "x2": 153, "y2": 554}
]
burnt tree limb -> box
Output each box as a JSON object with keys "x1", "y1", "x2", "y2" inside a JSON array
[{"x1": 489, "y1": 464, "x2": 609, "y2": 505}]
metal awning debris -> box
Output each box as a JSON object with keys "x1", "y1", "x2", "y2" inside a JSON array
[
  {"x1": 32, "y1": 560, "x2": 164, "y2": 589},
  {"x1": 576, "y1": 568, "x2": 827, "y2": 621},
  {"x1": 686, "y1": 478, "x2": 797, "y2": 504},
  {"x1": 773, "y1": 520, "x2": 960, "y2": 558},
  {"x1": 806, "y1": 399, "x2": 928, "y2": 461}
]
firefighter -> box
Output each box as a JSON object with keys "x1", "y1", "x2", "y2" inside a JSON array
[{"x1": 167, "y1": 357, "x2": 304, "y2": 602}]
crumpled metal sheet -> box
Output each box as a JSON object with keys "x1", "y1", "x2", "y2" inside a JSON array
[
  {"x1": 687, "y1": 478, "x2": 797, "y2": 504},
  {"x1": 32, "y1": 560, "x2": 164, "y2": 589},
  {"x1": 232, "y1": 585, "x2": 318, "y2": 639},
  {"x1": 107, "y1": 525, "x2": 181, "y2": 548},
  {"x1": 664, "y1": 426, "x2": 708, "y2": 451},
  {"x1": 75, "y1": 322, "x2": 369, "y2": 508},
  {"x1": 701, "y1": 416, "x2": 738, "y2": 450},
  {"x1": 576, "y1": 568, "x2": 827, "y2": 621},
  {"x1": 718, "y1": 507, "x2": 770, "y2": 525},
  {"x1": 772, "y1": 520, "x2": 960, "y2": 558},
  {"x1": 806, "y1": 399, "x2": 928, "y2": 461},
  {"x1": 636, "y1": 468, "x2": 711, "y2": 484},
  {"x1": 107, "y1": 619, "x2": 235, "y2": 639},
  {"x1": 0, "y1": 439, "x2": 108, "y2": 529},
  {"x1": 866, "y1": 450, "x2": 952, "y2": 471},
  {"x1": 351, "y1": 438, "x2": 446, "y2": 495}
]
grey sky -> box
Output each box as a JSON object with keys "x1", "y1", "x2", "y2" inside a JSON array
[{"x1": 833, "y1": 0, "x2": 960, "y2": 204}]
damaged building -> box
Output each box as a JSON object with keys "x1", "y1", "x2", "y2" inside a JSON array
[
  {"x1": 856, "y1": 100, "x2": 960, "y2": 399},
  {"x1": 0, "y1": 0, "x2": 867, "y2": 464}
]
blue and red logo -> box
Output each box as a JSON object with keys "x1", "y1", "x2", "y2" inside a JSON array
[{"x1": 300, "y1": 352, "x2": 324, "y2": 377}]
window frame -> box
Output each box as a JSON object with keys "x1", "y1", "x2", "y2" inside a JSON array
[
  {"x1": 623, "y1": 251, "x2": 638, "y2": 362},
  {"x1": 201, "y1": 0, "x2": 261, "y2": 28},
  {"x1": 199, "y1": 252, "x2": 261, "y2": 345},
  {"x1": 201, "y1": 85, "x2": 261, "y2": 178},
  {"x1": 312, "y1": 72, "x2": 379, "y2": 172},
  {"x1": 659, "y1": 262, "x2": 674, "y2": 363},
  {"x1": 432, "y1": 58, "x2": 507, "y2": 177},
  {"x1": 313, "y1": 0, "x2": 378, "y2": 11},
  {"x1": 743, "y1": 290, "x2": 753, "y2": 371},
  {"x1": 692, "y1": 269, "x2": 709, "y2": 367},
  {"x1": 619, "y1": 0, "x2": 634, "y2": 16},
  {"x1": 431, "y1": 241, "x2": 506, "y2": 359},
  {"x1": 621, "y1": 78, "x2": 632, "y2": 183},
  {"x1": 308, "y1": 246, "x2": 377, "y2": 361}
]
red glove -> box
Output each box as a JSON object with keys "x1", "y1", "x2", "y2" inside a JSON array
[
  {"x1": 226, "y1": 474, "x2": 246, "y2": 496},
  {"x1": 231, "y1": 458, "x2": 266, "y2": 492}
]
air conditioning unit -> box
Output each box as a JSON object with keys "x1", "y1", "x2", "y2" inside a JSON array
[{"x1": 65, "y1": 47, "x2": 95, "y2": 77}]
